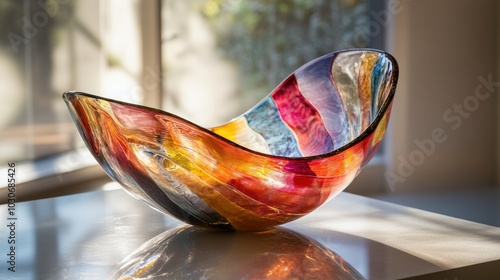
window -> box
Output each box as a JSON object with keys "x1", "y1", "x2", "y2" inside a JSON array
[
  {"x1": 0, "y1": 0, "x2": 161, "y2": 200},
  {"x1": 1, "y1": 0, "x2": 387, "y2": 199}
]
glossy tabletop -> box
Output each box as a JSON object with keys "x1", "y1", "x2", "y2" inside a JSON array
[{"x1": 1, "y1": 184, "x2": 500, "y2": 279}]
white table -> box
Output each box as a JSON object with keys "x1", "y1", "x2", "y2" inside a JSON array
[{"x1": 1, "y1": 186, "x2": 499, "y2": 279}]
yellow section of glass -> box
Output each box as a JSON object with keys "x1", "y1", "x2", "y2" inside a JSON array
[{"x1": 210, "y1": 118, "x2": 270, "y2": 154}]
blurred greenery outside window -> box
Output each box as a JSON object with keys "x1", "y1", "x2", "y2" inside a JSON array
[
  {"x1": 163, "y1": 0, "x2": 386, "y2": 127},
  {"x1": 0, "y1": 0, "x2": 386, "y2": 188}
]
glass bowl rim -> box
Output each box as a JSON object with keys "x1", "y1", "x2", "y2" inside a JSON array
[{"x1": 63, "y1": 48, "x2": 398, "y2": 161}]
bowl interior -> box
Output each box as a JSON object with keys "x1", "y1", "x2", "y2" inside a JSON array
[{"x1": 210, "y1": 49, "x2": 397, "y2": 158}]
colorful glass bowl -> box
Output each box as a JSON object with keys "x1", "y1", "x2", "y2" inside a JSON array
[{"x1": 63, "y1": 49, "x2": 398, "y2": 231}]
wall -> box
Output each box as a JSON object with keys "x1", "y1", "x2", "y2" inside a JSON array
[
  {"x1": 387, "y1": 0, "x2": 498, "y2": 193},
  {"x1": 497, "y1": 2, "x2": 500, "y2": 186}
]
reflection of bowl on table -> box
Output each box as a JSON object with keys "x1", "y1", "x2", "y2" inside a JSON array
[
  {"x1": 64, "y1": 49, "x2": 398, "y2": 231},
  {"x1": 110, "y1": 225, "x2": 365, "y2": 279}
]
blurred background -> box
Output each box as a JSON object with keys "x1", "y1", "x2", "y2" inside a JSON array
[{"x1": 0, "y1": 0, "x2": 498, "y2": 226}]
